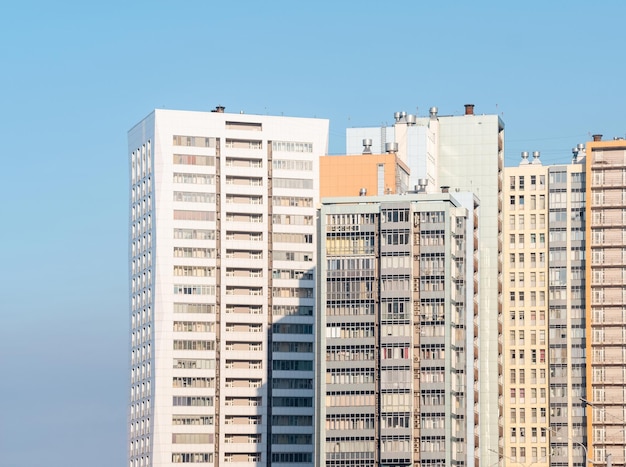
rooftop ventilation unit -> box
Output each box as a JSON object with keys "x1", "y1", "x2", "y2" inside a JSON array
[
  {"x1": 385, "y1": 142, "x2": 398, "y2": 153},
  {"x1": 362, "y1": 139, "x2": 372, "y2": 154}
]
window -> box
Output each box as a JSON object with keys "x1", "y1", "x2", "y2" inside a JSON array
[
  {"x1": 549, "y1": 171, "x2": 567, "y2": 184},
  {"x1": 173, "y1": 135, "x2": 215, "y2": 147},
  {"x1": 173, "y1": 154, "x2": 214, "y2": 166},
  {"x1": 173, "y1": 396, "x2": 214, "y2": 406},
  {"x1": 173, "y1": 210, "x2": 214, "y2": 221},
  {"x1": 225, "y1": 138, "x2": 262, "y2": 149},
  {"x1": 273, "y1": 159, "x2": 313, "y2": 170},
  {"x1": 273, "y1": 196, "x2": 313, "y2": 207},
  {"x1": 272, "y1": 140, "x2": 313, "y2": 153},
  {"x1": 172, "y1": 453, "x2": 213, "y2": 463},
  {"x1": 172, "y1": 433, "x2": 213, "y2": 444},
  {"x1": 274, "y1": 178, "x2": 313, "y2": 189},
  {"x1": 173, "y1": 173, "x2": 214, "y2": 185}
]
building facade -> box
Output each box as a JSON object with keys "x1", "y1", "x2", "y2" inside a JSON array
[
  {"x1": 128, "y1": 108, "x2": 328, "y2": 467},
  {"x1": 320, "y1": 152, "x2": 410, "y2": 198},
  {"x1": 586, "y1": 137, "x2": 626, "y2": 466},
  {"x1": 346, "y1": 105, "x2": 504, "y2": 466},
  {"x1": 502, "y1": 151, "x2": 587, "y2": 467},
  {"x1": 318, "y1": 193, "x2": 479, "y2": 467}
]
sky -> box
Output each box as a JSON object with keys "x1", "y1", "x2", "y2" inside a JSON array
[{"x1": 0, "y1": 1, "x2": 624, "y2": 466}]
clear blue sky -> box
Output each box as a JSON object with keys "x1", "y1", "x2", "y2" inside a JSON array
[{"x1": 0, "y1": 1, "x2": 624, "y2": 466}]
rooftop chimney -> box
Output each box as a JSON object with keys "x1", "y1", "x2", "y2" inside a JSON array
[
  {"x1": 441, "y1": 185, "x2": 450, "y2": 193},
  {"x1": 212, "y1": 105, "x2": 226, "y2": 113},
  {"x1": 592, "y1": 134, "x2": 603, "y2": 142},
  {"x1": 464, "y1": 104, "x2": 475, "y2": 115},
  {"x1": 429, "y1": 107, "x2": 438, "y2": 118}
]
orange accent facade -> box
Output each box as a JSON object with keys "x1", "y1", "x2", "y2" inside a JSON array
[
  {"x1": 320, "y1": 153, "x2": 410, "y2": 198},
  {"x1": 585, "y1": 138, "x2": 626, "y2": 466}
]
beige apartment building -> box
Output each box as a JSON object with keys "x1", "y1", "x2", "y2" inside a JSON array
[
  {"x1": 586, "y1": 137, "x2": 626, "y2": 466},
  {"x1": 502, "y1": 150, "x2": 587, "y2": 467}
]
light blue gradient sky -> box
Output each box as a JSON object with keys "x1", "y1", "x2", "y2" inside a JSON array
[{"x1": 0, "y1": 1, "x2": 624, "y2": 466}]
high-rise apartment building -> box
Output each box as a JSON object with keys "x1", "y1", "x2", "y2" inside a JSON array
[
  {"x1": 346, "y1": 105, "x2": 504, "y2": 466},
  {"x1": 318, "y1": 192, "x2": 479, "y2": 467},
  {"x1": 502, "y1": 150, "x2": 587, "y2": 467},
  {"x1": 127, "y1": 107, "x2": 328, "y2": 467},
  {"x1": 586, "y1": 136, "x2": 626, "y2": 466}
]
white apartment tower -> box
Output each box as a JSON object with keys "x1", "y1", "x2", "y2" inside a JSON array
[{"x1": 128, "y1": 107, "x2": 328, "y2": 467}]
